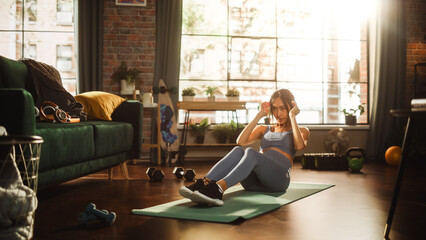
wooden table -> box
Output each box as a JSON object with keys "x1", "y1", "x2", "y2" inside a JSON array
[{"x1": 176, "y1": 101, "x2": 246, "y2": 163}]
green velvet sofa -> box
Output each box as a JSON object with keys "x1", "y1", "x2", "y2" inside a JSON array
[{"x1": 0, "y1": 56, "x2": 143, "y2": 188}]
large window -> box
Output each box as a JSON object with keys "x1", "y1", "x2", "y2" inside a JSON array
[
  {"x1": 179, "y1": 0, "x2": 372, "y2": 125},
  {"x1": 0, "y1": 0, "x2": 77, "y2": 95}
]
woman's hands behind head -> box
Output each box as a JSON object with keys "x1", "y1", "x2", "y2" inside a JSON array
[
  {"x1": 260, "y1": 102, "x2": 270, "y2": 117},
  {"x1": 289, "y1": 101, "x2": 300, "y2": 118}
]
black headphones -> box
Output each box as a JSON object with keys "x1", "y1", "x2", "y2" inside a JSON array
[{"x1": 40, "y1": 101, "x2": 70, "y2": 123}]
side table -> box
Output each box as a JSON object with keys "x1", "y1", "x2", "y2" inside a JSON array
[
  {"x1": 384, "y1": 109, "x2": 426, "y2": 238},
  {"x1": 0, "y1": 135, "x2": 43, "y2": 239}
]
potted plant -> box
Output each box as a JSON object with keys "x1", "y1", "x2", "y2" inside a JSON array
[
  {"x1": 212, "y1": 123, "x2": 231, "y2": 143},
  {"x1": 189, "y1": 118, "x2": 210, "y2": 144},
  {"x1": 228, "y1": 120, "x2": 245, "y2": 143},
  {"x1": 226, "y1": 88, "x2": 240, "y2": 101},
  {"x1": 204, "y1": 86, "x2": 221, "y2": 101},
  {"x1": 111, "y1": 61, "x2": 141, "y2": 95},
  {"x1": 342, "y1": 104, "x2": 365, "y2": 125},
  {"x1": 182, "y1": 87, "x2": 196, "y2": 101}
]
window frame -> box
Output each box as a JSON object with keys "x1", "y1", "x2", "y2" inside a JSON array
[{"x1": 179, "y1": 0, "x2": 371, "y2": 126}]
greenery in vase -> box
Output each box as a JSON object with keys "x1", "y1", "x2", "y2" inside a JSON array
[
  {"x1": 228, "y1": 120, "x2": 245, "y2": 143},
  {"x1": 226, "y1": 88, "x2": 240, "y2": 97},
  {"x1": 111, "y1": 61, "x2": 141, "y2": 84},
  {"x1": 189, "y1": 118, "x2": 210, "y2": 137},
  {"x1": 341, "y1": 104, "x2": 365, "y2": 116},
  {"x1": 182, "y1": 88, "x2": 196, "y2": 96},
  {"x1": 212, "y1": 123, "x2": 231, "y2": 143},
  {"x1": 204, "y1": 86, "x2": 221, "y2": 97}
]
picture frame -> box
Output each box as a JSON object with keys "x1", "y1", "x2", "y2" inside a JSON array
[{"x1": 116, "y1": 0, "x2": 147, "y2": 7}]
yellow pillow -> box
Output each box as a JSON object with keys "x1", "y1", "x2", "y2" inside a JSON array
[{"x1": 75, "y1": 91, "x2": 125, "y2": 121}]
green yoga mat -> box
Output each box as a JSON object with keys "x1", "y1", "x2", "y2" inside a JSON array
[{"x1": 132, "y1": 182, "x2": 334, "y2": 223}]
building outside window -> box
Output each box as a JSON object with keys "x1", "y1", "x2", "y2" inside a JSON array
[
  {"x1": 0, "y1": 0, "x2": 77, "y2": 95},
  {"x1": 179, "y1": 0, "x2": 373, "y2": 125}
]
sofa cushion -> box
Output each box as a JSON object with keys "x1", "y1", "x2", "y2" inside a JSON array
[
  {"x1": 0, "y1": 56, "x2": 27, "y2": 88},
  {"x1": 35, "y1": 122, "x2": 95, "y2": 172},
  {"x1": 87, "y1": 121, "x2": 133, "y2": 158},
  {"x1": 74, "y1": 91, "x2": 125, "y2": 121}
]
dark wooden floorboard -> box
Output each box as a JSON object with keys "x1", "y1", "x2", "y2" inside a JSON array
[{"x1": 33, "y1": 160, "x2": 426, "y2": 240}]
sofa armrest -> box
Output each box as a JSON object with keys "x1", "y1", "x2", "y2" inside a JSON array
[
  {"x1": 111, "y1": 100, "x2": 143, "y2": 159},
  {"x1": 0, "y1": 88, "x2": 36, "y2": 135}
]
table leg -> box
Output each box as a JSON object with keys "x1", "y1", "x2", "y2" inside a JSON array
[
  {"x1": 157, "y1": 104, "x2": 161, "y2": 165},
  {"x1": 178, "y1": 111, "x2": 190, "y2": 164},
  {"x1": 384, "y1": 117, "x2": 414, "y2": 238}
]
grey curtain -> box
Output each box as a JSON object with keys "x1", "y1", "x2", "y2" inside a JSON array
[
  {"x1": 366, "y1": 0, "x2": 407, "y2": 161},
  {"x1": 77, "y1": 0, "x2": 104, "y2": 93},
  {"x1": 153, "y1": 0, "x2": 182, "y2": 106},
  {"x1": 151, "y1": 0, "x2": 182, "y2": 164}
]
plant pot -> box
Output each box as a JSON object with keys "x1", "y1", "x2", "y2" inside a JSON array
[
  {"x1": 215, "y1": 135, "x2": 227, "y2": 144},
  {"x1": 195, "y1": 136, "x2": 205, "y2": 144},
  {"x1": 228, "y1": 135, "x2": 238, "y2": 143},
  {"x1": 345, "y1": 115, "x2": 357, "y2": 125},
  {"x1": 227, "y1": 96, "x2": 239, "y2": 102},
  {"x1": 120, "y1": 79, "x2": 135, "y2": 95},
  {"x1": 182, "y1": 96, "x2": 194, "y2": 101}
]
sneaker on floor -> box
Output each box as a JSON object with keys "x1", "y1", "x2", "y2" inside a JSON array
[
  {"x1": 179, "y1": 178, "x2": 205, "y2": 199},
  {"x1": 192, "y1": 181, "x2": 224, "y2": 206}
]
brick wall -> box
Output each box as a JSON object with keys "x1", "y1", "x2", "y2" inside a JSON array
[
  {"x1": 405, "y1": 0, "x2": 426, "y2": 101},
  {"x1": 103, "y1": 0, "x2": 157, "y2": 153}
]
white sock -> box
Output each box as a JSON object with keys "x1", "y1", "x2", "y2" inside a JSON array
[{"x1": 216, "y1": 183, "x2": 224, "y2": 193}]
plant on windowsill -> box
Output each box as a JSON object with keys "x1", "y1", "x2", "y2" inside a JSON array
[
  {"x1": 212, "y1": 123, "x2": 231, "y2": 144},
  {"x1": 182, "y1": 87, "x2": 196, "y2": 101},
  {"x1": 226, "y1": 88, "x2": 240, "y2": 102},
  {"x1": 111, "y1": 61, "x2": 142, "y2": 95},
  {"x1": 341, "y1": 104, "x2": 365, "y2": 125},
  {"x1": 228, "y1": 120, "x2": 245, "y2": 143},
  {"x1": 189, "y1": 118, "x2": 210, "y2": 144},
  {"x1": 204, "y1": 86, "x2": 221, "y2": 101}
]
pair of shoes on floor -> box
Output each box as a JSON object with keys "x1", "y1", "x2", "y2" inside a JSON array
[{"x1": 179, "y1": 178, "x2": 224, "y2": 206}]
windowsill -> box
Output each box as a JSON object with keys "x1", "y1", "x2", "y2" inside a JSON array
[
  {"x1": 301, "y1": 124, "x2": 370, "y2": 130},
  {"x1": 178, "y1": 124, "x2": 370, "y2": 130}
]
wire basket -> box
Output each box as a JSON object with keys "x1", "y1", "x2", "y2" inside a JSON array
[{"x1": 0, "y1": 135, "x2": 43, "y2": 240}]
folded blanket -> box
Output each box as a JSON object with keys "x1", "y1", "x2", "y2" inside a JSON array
[{"x1": 0, "y1": 145, "x2": 37, "y2": 240}]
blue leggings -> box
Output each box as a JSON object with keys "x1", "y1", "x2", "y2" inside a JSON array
[{"x1": 205, "y1": 146, "x2": 292, "y2": 192}]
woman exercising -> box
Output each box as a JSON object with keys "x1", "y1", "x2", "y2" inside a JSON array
[{"x1": 179, "y1": 89, "x2": 310, "y2": 206}]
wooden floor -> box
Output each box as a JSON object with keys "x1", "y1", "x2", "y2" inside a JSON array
[{"x1": 33, "y1": 159, "x2": 426, "y2": 240}]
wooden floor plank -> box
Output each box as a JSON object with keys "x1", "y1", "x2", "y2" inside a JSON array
[{"x1": 33, "y1": 160, "x2": 426, "y2": 240}]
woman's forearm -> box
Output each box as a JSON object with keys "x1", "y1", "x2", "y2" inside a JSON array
[
  {"x1": 236, "y1": 111, "x2": 264, "y2": 146},
  {"x1": 290, "y1": 115, "x2": 307, "y2": 151}
]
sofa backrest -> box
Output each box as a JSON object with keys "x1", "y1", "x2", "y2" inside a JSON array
[{"x1": 0, "y1": 55, "x2": 28, "y2": 89}]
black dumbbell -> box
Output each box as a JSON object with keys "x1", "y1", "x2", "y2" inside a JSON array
[
  {"x1": 78, "y1": 209, "x2": 108, "y2": 225},
  {"x1": 146, "y1": 167, "x2": 165, "y2": 182},
  {"x1": 183, "y1": 169, "x2": 196, "y2": 181},
  {"x1": 172, "y1": 167, "x2": 196, "y2": 181},
  {"x1": 172, "y1": 167, "x2": 185, "y2": 179},
  {"x1": 84, "y1": 203, "x2": 116, "y2": 225}
]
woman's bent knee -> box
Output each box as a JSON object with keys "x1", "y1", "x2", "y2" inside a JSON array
[{"x1": 244, "y1": 147, "x2": 258, "y2": 154}]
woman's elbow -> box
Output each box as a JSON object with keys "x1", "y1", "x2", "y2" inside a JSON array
[
  {"x1": 294, "y1": 141, "x2": 308, "y2": 151},
  {"x1": 294, "y1": 145, "x2": 306, "y2": 151}
]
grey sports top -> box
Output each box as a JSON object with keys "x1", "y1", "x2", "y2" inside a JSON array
[{"x1": 260, "y1": 126, "x2": 295, "y2": 157}]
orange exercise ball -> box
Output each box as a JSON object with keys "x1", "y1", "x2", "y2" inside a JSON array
[{"x1": 385, "y1": 146, "x2": 402, "y2": 166}]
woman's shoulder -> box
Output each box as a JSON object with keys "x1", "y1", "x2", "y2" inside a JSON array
[
  {"x1": 255, "y1": 125, "x2": 268, "y2": 132},
  {"x1": 254, "y1": 125, "x2": 268, "y2": 136}
]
